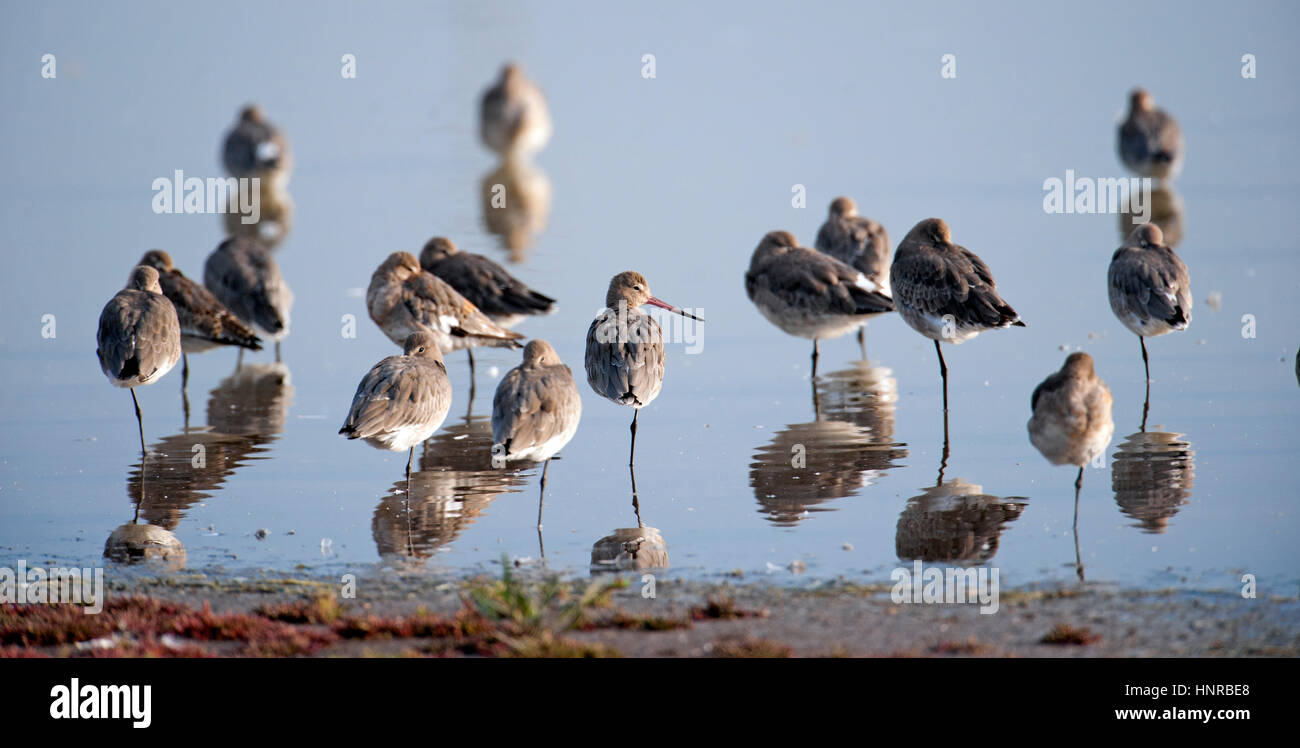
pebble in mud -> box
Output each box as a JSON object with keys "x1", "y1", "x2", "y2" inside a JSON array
[{"x1": 255, "y1": 528, "x2": 269, "y2": 540}]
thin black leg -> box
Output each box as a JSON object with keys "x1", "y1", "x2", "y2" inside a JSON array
[
  {"x1": 1140, "y1": 336, "x2": 1150, "y2": 432},
  {"x1": 181, "y1": 353, "x2": 191, "y2": 430},
  {"x1": 275, "y1": 341, "x2": 282, "y2": 363},
  {"x1": 130, "y1": 388, "x2": 146, "y2": 456},
  {"x1": 857, "y1": 326, "x2": 866, "y2": 360},
  {"x1": 236, "y1": 348, "x2": 244, "y2": 371},
  {"x1": 629, "y1": 461, "x2": 643, "y2": 528},
  {"x1": 811, "y1": 338, "x2": 819, "y2": 378},
  {"x1": 937, "y1": 410, "x2": 951, "y2": 486},
  {"x1": 628, "y1": 409, "x2": 639, "y2": 467},
  {"x1": 1073, "y1": 466, "x2": 1085, "y2": 583},
  {"x1": 537, "y1": 459, "x2": 550, "y2": 559},
  {"x1": 1140, "y1": 335, "x2": 1149, "y2": 382},
  {"x1": 935, "y1": 340, "x2": 949, "y2": 414}
]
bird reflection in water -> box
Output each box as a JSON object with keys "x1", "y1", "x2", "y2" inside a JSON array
[
  {"x1": 749, "y1": 360, "x2": 907, "y2": 525},
  {"x1": 223, "y1": 188, "x2": 294, "y2": 250},
  {"x1": 896, "y1": 414, "x2": 1026, "y2": 565},
  {"x1": 895, "y1": 479, "x2": 1027, "y2": 566},
  {"x1": 1111, "y1": 430, "x2": 1195, "y2": 533},
  {"x1": 120, "y1": 362, "x2": 292, "y2": 534},
  {"x1": 371, "y1": 414, "x2": 528, "y2": 565},
  {"x1": 590, "y1": 463, "x2": 669, "y2": 573},
  {"x1": 1118, "y1": 185, "x2": 1184, "y2": 249},
  {"x1": 104, "y1": 521, "x2": 186, "y2": 568},
  {"x1": 480, "y1": 159, "x2": 551, "y2": 262},
  {"x1": 106, "y1": 451, "x2": 186, "y2": 569}
]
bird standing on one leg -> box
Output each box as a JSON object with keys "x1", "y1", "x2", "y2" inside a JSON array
[
  {"x1": 1107, "y1": 223, "x2": 1191, "y2": 429},
  {"x1": 890, "y1": 218, "x2": 1024, "y2": 415},
  {"x1": 1027, "y1": 352, "x2": 1115, "y2": 581},
  {"x1": 339, "y1": 332, "x2": 452, "y2": 482},
  {"x1": 491, "y1": 339, "x2": 582, "y2": 540},
  {"x1": 96, "y1": 266, "x2": 182, "y2": 455},
  {"x1": 585, "y1": 272, "x2": 702, "y2": 466}
]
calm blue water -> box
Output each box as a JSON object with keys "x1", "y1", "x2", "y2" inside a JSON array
[{"x1": 1, "y1": 0, "x2": 1297, "y2": 595}]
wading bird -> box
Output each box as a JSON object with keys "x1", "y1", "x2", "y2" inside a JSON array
[
  {"x1": 480, "y1": 63, "x2": 552, "y2": 161},
  {"x1": 745, "y1": 230, "x2": 893, "y2": 377},
  {"x1": 814, "y1": 197, "x2": 891, "y2": 354},
  {"x1": 890, "y1": 218, "x2": 1024, "y2": 415},
  {"x1": 339, "y1": 331, "x2": 452, "y2": 480},
  {"x1": 222, "y1": 104, "x2": 292, "y2": 191},
  {"x1": 138, "y1": 250, "x2": 262, "y2": 389},
  {"x1": 96, "y1": 266, "x2": 182, "y2": 455},
  {"x1": 1107, "y1": 223, "x2": 1191, "y2": 428},
  {"x1": 1118, "y1": 88, "x2": 1183, "y2": 181},
  {"x1": 492, "y1": 340, "x2": 582, "y2": 544},
  {"x1": 585, "y1": 271, "x2": 702, "y2": 466},
  {"x1": 366, "y1": 252, "x2": 523, "y2": 379},
  {"x1": 203, "y1": 236, "x2": 293, "y2": 363},
  {"x1": 419, "y1": 237, "x2": 554, "y2": 370}
]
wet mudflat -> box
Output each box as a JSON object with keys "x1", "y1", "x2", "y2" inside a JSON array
[{"x1": 7, "y1": 573, "x2": 1295, "y2": 657}]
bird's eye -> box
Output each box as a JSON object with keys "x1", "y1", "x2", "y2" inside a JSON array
[{"x1": 418, "y1": 346, "x2": 425, "y2": 352}]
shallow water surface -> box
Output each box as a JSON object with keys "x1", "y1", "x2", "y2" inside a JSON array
[{"x1": 1, "y1": 1, "x2": 1297, "y2": 594}]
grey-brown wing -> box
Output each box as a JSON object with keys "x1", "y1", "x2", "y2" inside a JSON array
[
  {"x1": 161, "y1": 270, "x2": 262, "y2": 349},
  {"x1": 816, "y1": 218, "x2": 890, "y2": 278},
  {"x1": 1030, "y1": 370, "x2": 1067, "y2": 412},
  {"x1": 585, "y1": 313, "x2": 665, "y2": 406},
  {"x1": 894, "y1": 245, "x2": 1016, "y2": 326},
  {"x1": 493, "y1": 364, "x2": 581, "y2": 449},
  {"x1": 97, "y1": 290, "x2": 179, "y2": 383},
  {"x1": 761, "y1": 249, "x2": 892, "y2": 316},
  {"x1": 341, "y1": 357, "x2": 451, "y2": 439},
  {"x1": 481, "y1": 87, "x2": 525, "y2": 141},
  {"x1": 405, "y1": 273, "x2": 521, "y2": 344},
  {"x1": 1108, "y1": 249, "x2": 1190, "y2": 326},
  {"x1": 223, "y1": 122, "x2": 284, "y2": 175},
  {"x1": 204, "y1": 244, "x2": 289, "y2": 335},
  {"x1": 431, "y1": 254, "x2": 554, "y2": 318},
  {"x1": 1120, "y1": 110, "x2": 1180, "y2": 165},
  {"x1": 851, "y1": 217, "x2": 890, "y2": 279},
  {"x1": 97, "y1": 292, "x2": 142, "y2": 379},
  {"x1": 813, "y1": 220, "x2": 852, "y2": 265}
]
